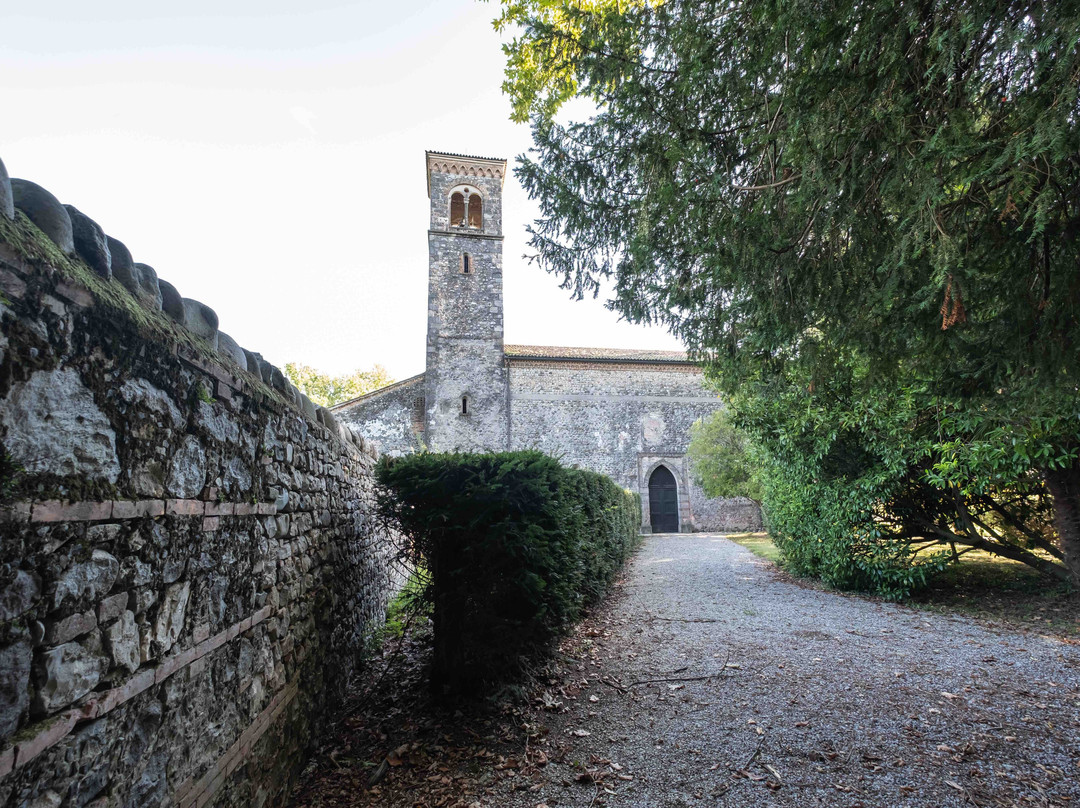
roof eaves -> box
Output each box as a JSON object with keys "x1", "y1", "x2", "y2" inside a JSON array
[
  {"x1": 503, "y1": 344, "x2": 693, "y2": 363},
  {"x1": 426, "y1": 150, "x2": 506, "y2": 164},
  {"x1": 426, "y1": 151, "x2": 509, "y2": 195},
  {"x1": 506, "y1": 354, "x2": 696, "y2": 366}
]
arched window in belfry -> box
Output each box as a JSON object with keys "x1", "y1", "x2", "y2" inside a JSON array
[
  {"x1": 467, "y1": 194, "x2": 482, "y2": 228},
  {"x1": 450, "y1": 192, "x2": 465, "y2": 227},
  {"x1": 449, "y1": 186, "x2": 483, "y2": 229}
]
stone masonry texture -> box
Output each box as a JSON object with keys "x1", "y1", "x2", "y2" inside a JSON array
[
  {"x1": 334, "y1": 152, "x2": 762, "y2": 533},
  {"x1": 0, "y1": 203, "x2": 405, "y2": 806},
  {"x1": 334, "y1": 375, "x2": 426, "y2": 457},
  {"x1": 424, "y1": 158, "x2": 508, "y2": 453},
  {"x1": 508, "y1": 361, "x2": 762, "y2": 532}
]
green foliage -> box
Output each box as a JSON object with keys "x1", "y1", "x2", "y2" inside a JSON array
[
  {"x1": 0, "y1": 449, "x2": 23, "y2": 505},
  {"x1": 283, "y1": 362, "x2": 393, "y2": 408},
  {"x1": 194, "y1": 382, "x2": 215, "y2": 405},
  {"x1": 381, "y1": 567, "x2": 434, "y2": 642},
  {"x1": 724, "y1": 532, "x2": 781, "y2": 564},
  {"x1": 495, "y1": 0, "x2": 654, "y2": 124},
  {"x1": 730, "y1": 357, "x2": 1073, "y2": 598},
  {"x1": 687, "y1": 410, "x2": 762, "y2": 505},
  {"x1": 375, "y1": 450, "x2": 641, "y2": 693},
  {"x1": 496, "y1": 0, "x2": 1080, "y2": 592}
]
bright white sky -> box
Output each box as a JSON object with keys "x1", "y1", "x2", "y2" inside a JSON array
[{"x1": 1, "y1": 0, "x2": 684, "y2": 380}]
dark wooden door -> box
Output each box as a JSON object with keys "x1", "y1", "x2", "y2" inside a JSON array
[{"x1": 649, "y1": 465, "x2": 679, "y2": 533}]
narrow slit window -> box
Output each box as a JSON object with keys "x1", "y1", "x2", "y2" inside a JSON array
[
  {"x1": 461, "y1": 396, "x2": 469, "y2": 415},
  {"x1": 462, "y1": 253, "x2": 471, "y2": 274},
  {"x1": 411, "y1": 396, "x2": 425, "y2": 433}
]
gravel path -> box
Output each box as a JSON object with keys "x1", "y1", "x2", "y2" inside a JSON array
[{"x1": 488, "y1": 534, "x2": 1080, "y2": 808}]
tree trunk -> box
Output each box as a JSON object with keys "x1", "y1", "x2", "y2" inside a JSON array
[
  {"x1": 912, "y1": 519, "x2": 1073, "y2": 582},
  {"x1": 1044, "y1": 463, "x2": 1080, "y2": 586}
]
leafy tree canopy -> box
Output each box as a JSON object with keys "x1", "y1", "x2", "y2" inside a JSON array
[
  {"x1": 283, "y1": 362, "x2": 393, "y2": 408},
  {"x1": 497, "y1": 0, "x2": 1080, "y2": 590},
  {"x1": 687, "y1": 410, "x2": 763, "y2": 505}
]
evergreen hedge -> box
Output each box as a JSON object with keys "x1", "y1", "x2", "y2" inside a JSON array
[{"x1": 375, "y1": 450, "x2": 641, "y2": 693}]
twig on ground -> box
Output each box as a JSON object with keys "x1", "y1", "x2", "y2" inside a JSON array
[
  {"x1": 743, "y1": 738, "x2": 764, "y2": 770},
  {"x1": 649, "y1": 616, "x2": 725, "y2": 623},
  {"x1": 600, "y1": 664, "x2": 698, "y2": 691},
  {"x1": 626, "y1": 672, "x2": 730, "y2": 688},
  {"x1": 367, "y1": 758, "x2": 389, "y2": 788},
  {"x1": 589, "y1": 779, "x2": 601, "y2": 807},
  {"x1": 600, "y1": 677, "x2": 629, "y2": 694},
  {"x1": 625, "y1": 654, "x2": 731, "y2": 688}
]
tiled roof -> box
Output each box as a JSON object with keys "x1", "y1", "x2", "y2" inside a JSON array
[
  {"x1": 333, "y1": 348, "x2": 697, "y2": 412},
  {"x1": 426, "y1": 150, "x2": 506, "y2": 163},
  {"x1": 330, "y1": 372, "x2": 425, "y2": 410},
  {"x1": 504, "y1": 345, "x2": 692, "y2": 363}
]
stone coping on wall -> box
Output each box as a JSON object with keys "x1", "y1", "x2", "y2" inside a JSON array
[
  {"x1": 0, "y1": 160, "x2": 368, "y2": 453},
  {"x1": 0, "y1": 241, "x2": 375, "y2": 461}
]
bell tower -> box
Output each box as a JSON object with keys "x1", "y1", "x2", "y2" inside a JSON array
[{"x1": 423, "y1": 151, "x2": 508, "y2": 451}]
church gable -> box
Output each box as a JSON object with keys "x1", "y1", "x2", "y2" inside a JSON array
[{"x1": 334, "y1": 373, "x2": 426, "y2": 456}]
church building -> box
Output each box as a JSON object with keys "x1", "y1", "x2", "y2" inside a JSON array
[{"x1": 333, "y1": 152, "x2": 761, "y2": 533}]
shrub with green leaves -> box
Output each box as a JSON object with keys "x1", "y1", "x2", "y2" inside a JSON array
[
  {"x1": 729, "y1": 352, "x2": 1074, "y2": 599},
  {"x1": 375, "y1": 450, "x2": 641, "y2": 693},
  {"x1": 492, "y1": 0, "x2": 1080, "y2": 591}
]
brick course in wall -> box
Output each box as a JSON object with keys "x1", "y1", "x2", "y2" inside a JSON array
[{"x1": 0, "y1": 222, "x2": 405, "y2": 807}]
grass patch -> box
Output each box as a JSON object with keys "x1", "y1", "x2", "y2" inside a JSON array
[
  {"x1": 725, "y1": 532, "x2": 780, "y2": 563},
  {"x1": 380, "y1": 567, "x2": 432, "y2": 643},
  {"x1": 908, "y1": 548, "x2": 1078, "y2": 637},
  {"x1": 725, "y1": 533, "x2": 1078, "y2": 637}
]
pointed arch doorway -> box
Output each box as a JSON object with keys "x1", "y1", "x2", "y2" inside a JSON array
[{"x1": 648, "y1": 465, "x2": 679, "y2": 533}]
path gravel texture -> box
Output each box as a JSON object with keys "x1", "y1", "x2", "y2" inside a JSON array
[{"x1": 488, "y1": 534, "x2": 1080, "y2": 807}]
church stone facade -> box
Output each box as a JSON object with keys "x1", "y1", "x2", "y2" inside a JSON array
[{"x1": 333, "y1": 152, "x2": 761, "y2": 533}]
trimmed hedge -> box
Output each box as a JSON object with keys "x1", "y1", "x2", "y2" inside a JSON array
[{"x1": 375, "y1": 450, "x2": 641, "y2": 693}]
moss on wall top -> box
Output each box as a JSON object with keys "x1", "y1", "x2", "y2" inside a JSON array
[{"x1": 0, "y1": 209, "x2": 287, "y2": 409}]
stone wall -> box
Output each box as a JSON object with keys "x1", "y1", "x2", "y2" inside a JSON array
[
  {"x1": 334, "y1": 374, "x2": 426, "y2": 457},
  {"x1": 508, "y1": 361, "x2": 761, "y2": 532},
  {"x1": 689, "y1": 480, "x2": 763, "y2": 533},
  {"x1": 0, "y1": 159, "x2": 404, "y2": 807}
]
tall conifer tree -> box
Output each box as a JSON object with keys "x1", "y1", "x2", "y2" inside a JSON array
[{"x1": 498, "y1": 0, "x2": 1080, "y2": 588}]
